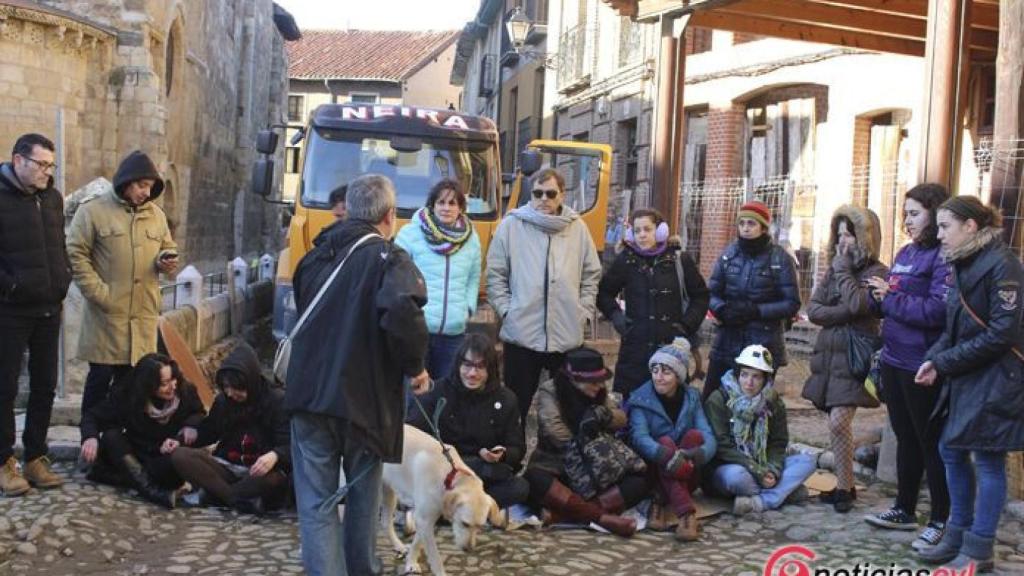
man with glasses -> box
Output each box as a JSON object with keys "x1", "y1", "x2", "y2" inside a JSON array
[
  {"x1": 0, "y1": 133, "x2": 72, "y2": 496},
  {"x1": 487, "y1": 167, "x2": 602, "y2": 423}
]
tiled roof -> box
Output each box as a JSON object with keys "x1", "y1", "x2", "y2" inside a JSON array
[{"x1": 287, "y1": 29, "x2": 460, "y2": 81}]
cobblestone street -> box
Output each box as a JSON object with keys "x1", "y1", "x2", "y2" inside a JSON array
[{"x1": 2, "y1": 463, "x2": 1023, "y2": 575}]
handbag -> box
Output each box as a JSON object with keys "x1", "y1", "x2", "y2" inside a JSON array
[
  {"x1": 273, "y1": 233, "x2": 381, "y2": 385},
  {"x1": 847, "y1": 327, "x2": 882, "y2": 382},
  {"x1": 563, "y1": 431, "x2": 646, "y2": 500}
]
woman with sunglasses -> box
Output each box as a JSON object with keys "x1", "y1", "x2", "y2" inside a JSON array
[
  {"x1": 598, "y1": 208, "x2": 709, "y2": 400},
  {"x1": 486, "y1": 168, "x2": 602, "y2": 423},
  {"x1": 407, "y1": 333, "x2": 529, "y2": 509},
  {"x1": 395, "y1": 179, "x2": 481, "y2": 378}
]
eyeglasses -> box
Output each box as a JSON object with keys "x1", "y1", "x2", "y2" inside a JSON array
[
  {"x1": 650, "y1": 364, "x2": 673, "y2": 375},
  {"x1": 461, "y1": 359, "x2": 487, "y2": 371},
  {"x1": 21, "y1": 156, "x2": 58, "y2": 173},
  {"x1": 531, "y1": 189, "x2": 559, "y2": 200}
]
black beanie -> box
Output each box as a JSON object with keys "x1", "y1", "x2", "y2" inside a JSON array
[{"x1": 113, "y1": 150, "x2": 164, "y2": 201}]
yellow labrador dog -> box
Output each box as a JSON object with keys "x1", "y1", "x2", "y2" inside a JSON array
[{"x1": 381, "y1": 424, "x2": 503, "y2": 576}]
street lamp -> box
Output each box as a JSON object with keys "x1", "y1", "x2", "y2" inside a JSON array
[
  {"x1": 505, "y1": 7, "x2": 532, "y2": 51},
  {"x1": 503, "y1": 6, "x2": 555, "y2": 68}
]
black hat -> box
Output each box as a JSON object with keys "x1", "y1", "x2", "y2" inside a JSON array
[
  {"x1": 113, "y1": 150, "x2": 164, "y2": 201},
  {"x1": 563, "y1": 347, "x2": 613, "y2": 383}
]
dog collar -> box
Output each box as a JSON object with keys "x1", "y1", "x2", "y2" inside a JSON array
[{"x1": 444, "y1": 468, "x2": 459, "y2": 491}]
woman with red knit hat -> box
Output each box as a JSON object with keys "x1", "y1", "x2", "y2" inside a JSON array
[{"x1": 705, "y1": 200, "x2": 800, "y2": 401}]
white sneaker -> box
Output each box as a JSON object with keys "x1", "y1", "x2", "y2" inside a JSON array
[{"x1": 912, "y1": 522, "x2": 945, "y2": 551}]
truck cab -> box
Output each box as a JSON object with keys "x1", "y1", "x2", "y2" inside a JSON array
[{"x1": 253, "y1": 103, "x2": 611, "y2": 340}]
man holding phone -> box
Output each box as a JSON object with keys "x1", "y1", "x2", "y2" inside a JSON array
[{"x1": 68, "y1": 150, "x2": 178, "y2": 423}]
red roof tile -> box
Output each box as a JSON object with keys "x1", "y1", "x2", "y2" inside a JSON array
[{"x1": 287, "y1": 29, "x2": 460, "y2": 81}]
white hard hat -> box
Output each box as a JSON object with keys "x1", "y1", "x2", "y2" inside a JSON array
[{"x1": 734, "y1": 344, "x2": 774, "y2": 373}]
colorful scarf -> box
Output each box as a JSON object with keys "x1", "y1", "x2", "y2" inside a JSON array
[
  {"x1": 721, "y1": 370, "x2": 773, "y2": 468},
  {"x1": 418, "y1": 208, "x2": 472, "y2": 255},
  {"x1": 144, "y1": 395, "x2": 180, "y2": 425}
]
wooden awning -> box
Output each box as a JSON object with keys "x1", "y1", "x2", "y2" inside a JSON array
[{"x1": 603, "y1": 0, "x2": 999, "y2": 60}]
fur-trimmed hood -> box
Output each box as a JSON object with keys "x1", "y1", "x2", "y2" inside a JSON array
[
  {"x1": 942, "y1": 225, "x2": 1003, "y2": 263},
  {"x1": 827, "y1": 205, "x2": 881, "y2": 267}
]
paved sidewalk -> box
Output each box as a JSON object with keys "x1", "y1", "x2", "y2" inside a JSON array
[{"x1": 2, "y1": 463, "x2": 1023, "y2": 575}]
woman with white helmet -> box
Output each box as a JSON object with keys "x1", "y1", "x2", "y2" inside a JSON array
[{"x1": 705, "y1": 344, "x2": 817, "y2": 515}]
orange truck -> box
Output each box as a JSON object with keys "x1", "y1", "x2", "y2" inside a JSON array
[{"x1": 252, "y1": 103, "x2": 611, "y2": 339}]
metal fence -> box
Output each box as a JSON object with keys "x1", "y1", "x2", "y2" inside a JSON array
[{"x1": 158, "y1": 261, "x2": 263, "y2": 312}]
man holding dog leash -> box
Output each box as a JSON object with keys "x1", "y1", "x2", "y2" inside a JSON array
[{"x1": 284, "y1": 173, "x2": 431, "y2": 576}]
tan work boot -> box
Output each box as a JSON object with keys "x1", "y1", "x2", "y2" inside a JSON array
[
  {"x1": 674, "y1": 511, "x2": 699, "y2": 542},
  {"x1": 23, "y1": 456, "x2": 63, "y2": 489},
  {"x1": 1, "y1": 456, "x2": 30, "y2": 496}
]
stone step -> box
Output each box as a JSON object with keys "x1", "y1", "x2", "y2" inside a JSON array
[{"x1": 13, "y1": 419, "x2": 81, "y2": 462}]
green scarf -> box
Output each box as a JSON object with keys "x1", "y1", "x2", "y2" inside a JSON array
[{"x1": 721, "y1": 370, "x2": 773, "y2": 469}]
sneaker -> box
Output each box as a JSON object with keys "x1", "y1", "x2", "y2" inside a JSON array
[
  {"x1": 0, "y1": 457, "x2": 30, "y2": 497},
  {"x1": 912, "y1": 522, "x2": 946, "y2": 551},
  {"x1": 23, "y1": 456, "x2": 63, "y2": 489},
  {"x1": 732, "y1": 495, "x2": 764, "y2": 516},
  {"x1": 865, "y1": 507, "x2": 918, "y2": 530}
]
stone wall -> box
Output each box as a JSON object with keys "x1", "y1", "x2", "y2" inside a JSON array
[{"x1": 0, "y1": 0, "x2": 290, "y2": 273}]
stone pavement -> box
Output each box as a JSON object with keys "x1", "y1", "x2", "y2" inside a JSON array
[{"x1": 2, "y1": 463, "x2": 1024, "y2": 575}]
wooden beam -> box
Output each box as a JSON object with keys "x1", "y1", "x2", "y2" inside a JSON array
[
  {"x1": 720, "y1": 0, "x2": 928, "y2": 39},
  {"x1": 992, "y1": 0, "x2": 1024, "y2": 250},
  {"x1": 690, "y1": 10, "x2": 926, "y2": 55}
]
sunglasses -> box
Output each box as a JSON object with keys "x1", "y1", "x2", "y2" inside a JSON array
[{"x1": 531, "y1": 189, "x2": 559, "y2": 200}]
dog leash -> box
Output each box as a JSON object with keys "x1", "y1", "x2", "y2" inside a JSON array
[{"x1": 410, "y1": 384, "x2": 462, "y2": 490}]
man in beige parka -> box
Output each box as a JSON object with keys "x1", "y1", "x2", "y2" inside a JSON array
[{"x1": 67, "y1": 150, "x2": 178, "y2": 423}]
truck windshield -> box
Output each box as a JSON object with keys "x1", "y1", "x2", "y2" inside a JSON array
[{"x1": 302, "y1": 127, "x2": 498, "y2": 219}]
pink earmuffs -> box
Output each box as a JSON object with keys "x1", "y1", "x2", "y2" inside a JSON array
[{"x1": 625, "y1": 221, "x2": 669, "y2": 244}]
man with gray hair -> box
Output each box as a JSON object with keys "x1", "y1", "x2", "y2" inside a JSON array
[{"x1": 284, "y1": 174, "x2": 430, "y2": 576}]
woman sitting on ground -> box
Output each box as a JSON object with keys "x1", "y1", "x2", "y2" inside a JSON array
[
  {"x1": 80, "y1": 353, "x2": 204, "y2": 509},
  {"x1": 170, "y1": 342, "x2": 291, "y2": 514},
  {"x1": 523, "y1": 347, "x2": 644, "y2": 538},
  {"x1": 407, "y1": 333, "x2": 529, "y2": 509},
  {"x1": 628, "y1": 338, "x2": 716, "y2": 542},
  {"x1": 705, "y1": 344, "x2": 816, "y2": 515}
]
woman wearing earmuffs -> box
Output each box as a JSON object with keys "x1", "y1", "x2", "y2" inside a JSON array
[{"x1": 598, "y1": 208, "x2": 710, "y2": 399}]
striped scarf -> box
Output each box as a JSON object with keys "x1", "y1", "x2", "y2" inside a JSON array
[
  {"x1": 418, "y1": 208, "x2": 472, "y2": 255},
  {"x1": 721, "y1": 371, "x2": 773, "y2": 469}
]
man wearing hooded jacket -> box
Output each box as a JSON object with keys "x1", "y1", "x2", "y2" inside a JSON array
[
  {"x1": 0, "y1": 133, "x2": 72, "y2": 496},
  {"x1": 67, "y1": 150, "x2": 178, "y2": 423}
]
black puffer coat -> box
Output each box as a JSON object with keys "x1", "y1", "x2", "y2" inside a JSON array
[
  {"x1": 284, "y1": 219, "x2": 428, "y2": 462},
  {"x1": 0, "y1": 163, "x2": 71, "y2": 316},
  {"x1": 708, "y1": 236, "x2": 801, "y2": 366},
  {"x1": 597, "y1": 239, "x2": 709, "y2": 395},
  {"x1": 927, "y1": 226, "x2": 1024, "y2": 451},
  {"x1": 407, "y1": 376, "x2": 525, "y2": 479},
  {"x1": 195, "y1": 343, "x2": 291, "y2": 471}
]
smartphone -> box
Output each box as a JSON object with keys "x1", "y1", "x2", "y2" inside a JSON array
[{"x1": 491, "y1": 445, "x2": 506, "y2": 454}]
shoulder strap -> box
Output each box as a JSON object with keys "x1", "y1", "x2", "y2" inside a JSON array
[
  {"x1": 957, "y1": 290, "x2": 1024, "y2": 363},
  {"x1": 675, "y1": 250, "x2": 690, "y2": 311},
  {"x1": 289, "y1": 233, "x2": 381, "y2": 339}
]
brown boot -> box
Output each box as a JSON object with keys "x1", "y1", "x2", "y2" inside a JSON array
[
  {"x1": 541, "y1": 480, "x2": 635, "y2": 538},
  {"x1": 596, "y1": 486, "x2": 626, "y2": 514},
  {"x1": 1, "y1": 456, "x2": 30, "y2": 497},
  {"x1": 23, "y1": 456, "x2": 63, "y2": 489},
  {"x1": 674, "y1": 511, "x2": 699, "y2": 542}
]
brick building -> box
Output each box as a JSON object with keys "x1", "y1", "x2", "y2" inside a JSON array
[{"x1": 0, "y1": 0, "x2": 298, "y2": 271}]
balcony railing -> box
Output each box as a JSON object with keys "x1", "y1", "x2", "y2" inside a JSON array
[{"x1": 556, "y1": 22, "x2": 596, "y2": 92}]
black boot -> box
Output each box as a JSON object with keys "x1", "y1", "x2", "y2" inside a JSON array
[{"x1": 118, "y1": 454, "x2": 176, "y2": 509}]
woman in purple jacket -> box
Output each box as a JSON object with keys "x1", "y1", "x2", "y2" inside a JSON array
[{"x1": 863, "y1": 183, "x2": 951, "y2": 551}]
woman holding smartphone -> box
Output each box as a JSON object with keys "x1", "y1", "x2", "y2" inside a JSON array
[{"x1": 406, "y1": 333, "x2": 529, "y2": 509}]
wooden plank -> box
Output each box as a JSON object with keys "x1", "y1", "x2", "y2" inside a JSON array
[
  {"x1": 992, "y1": 0, "x2": 1024, "y2": 251},
  {"x1": 724, "y1": 0, "x2": 928, "y2": 39},
  {"x1": 690, "y1": 10, "x2": 926, "y2": 56},
  {"x1": 158, "y1": 318, "x2": 215, "y2": 410}
]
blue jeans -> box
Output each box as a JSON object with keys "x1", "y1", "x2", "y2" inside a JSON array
[
  {"x1": 939, "y1": 441, "x2": 1007, "y2": 538},
  {"x1": 711, "y1": 454, "x2": 817, "y2": 510},
  {"x1": 291, "y1": 413, "x2": 384, "y2": 576},
  {"x1": 426, "y1": 333, "x2": 464, "y2": 380}
]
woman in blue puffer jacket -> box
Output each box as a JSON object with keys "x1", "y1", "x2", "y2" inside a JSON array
[{"x1": 395, "y1": 179, "x2": 481, "y2": 378}]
